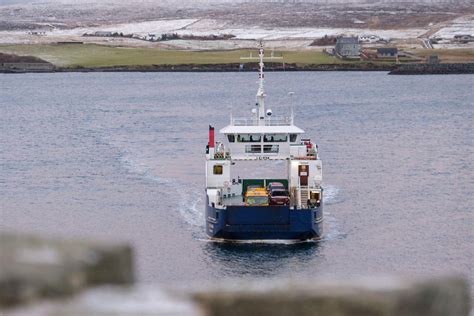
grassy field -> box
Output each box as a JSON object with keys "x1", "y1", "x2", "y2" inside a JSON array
[
  {"x1": 0, "y1": 44, "x2": 345, "y2": 67},
  {"x1": 2, "y1": 43, "x2": 471, "y2": 68},
  {"x1": 409, "y1": 48, "x2": 474, "y2": 63}
]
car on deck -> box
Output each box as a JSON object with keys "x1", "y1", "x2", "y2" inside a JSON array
[
  {"x1": 245, "y1": 187, "x2": 269, "y2": 206},
  {"x1": 267, "y1": 182, "x2": 286, "y2": 192},
  {"x1": 269, "y1": 188, "x2": 290, "y2": 206}
]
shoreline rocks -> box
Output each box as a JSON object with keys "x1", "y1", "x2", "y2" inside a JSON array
[
  {"x1": 389, "y1": 63, "x2": 474, "y2": 75},
  {"x1": 2, "y1": 62, "x2": 473, "y2": 74},
  {"x1": 0, "y1": 233, "x2": 134, "y2": 307},
  {"x1": 1, "y1": 62, "x2": 395, "y2": 74}
]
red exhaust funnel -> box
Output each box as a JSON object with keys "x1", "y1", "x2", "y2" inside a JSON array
[{"x1": 208, "y1": 125, "x2": 215, "y2": 148}]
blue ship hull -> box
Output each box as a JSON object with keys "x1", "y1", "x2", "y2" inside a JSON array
[{"x1": 205, "y1": 199, "x2": 323, "y2": 241}]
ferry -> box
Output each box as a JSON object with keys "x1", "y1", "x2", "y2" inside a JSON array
[{"x1": 205, "y1": 44, "x2": 323, "y2": 241}]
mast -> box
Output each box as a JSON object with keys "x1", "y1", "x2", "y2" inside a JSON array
[{"x1": 256, "y1": 41, "x2": 266, "y2": 125}]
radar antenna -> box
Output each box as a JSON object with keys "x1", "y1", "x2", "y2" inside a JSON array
[
  {"x1": 239, "y1": 41, "x2": 283, "y2": 126},
  {"x1": 256, "y1": 41, "x2": 266, "y2": 125}
]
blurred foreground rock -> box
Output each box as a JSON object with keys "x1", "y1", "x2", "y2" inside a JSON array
[
  {"x1": 192, "y1": 276, "x2": 471, "y2": 316},
  {"x1": 0, "y1": 233, "x2": 133, "y2": 307},
  {"x1": 0, "y1": 233, "x2": 471, "y2": 316}
]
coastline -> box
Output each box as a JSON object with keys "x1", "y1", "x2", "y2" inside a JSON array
[
  {"x1": 58, "y1": 62, "x2": 395, "y2": 72},
  {"x1": 0, "y1": 62, "x2": 394, "y2": 73},
  {"x1": 2, "y1": 62, "x2": 474, "y2": 74},
  {"x1": 388, "y1": 63, "x2": 474, "y2": 75},
  {"x1": 1, "y1": 44, "x2": 473, "y2": 75}
]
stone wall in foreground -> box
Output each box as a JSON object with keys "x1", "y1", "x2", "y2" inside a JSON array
[
  {"x1": 0, "y1": 233, "x2": 134, "y2": 307},
  {"x1": 192, "y1": 276, "x2": 471, "y2": 316},
  {"x1": 0, "y1": 233, "x2": 471, "y2": 316}
]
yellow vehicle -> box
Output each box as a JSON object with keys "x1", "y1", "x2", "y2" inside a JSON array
[{"x1": 245, "y1": 187, "x2": 269, "y2": 206}]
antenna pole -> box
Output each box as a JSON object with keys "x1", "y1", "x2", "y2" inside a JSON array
[{"x1": 257, "y1": 41, "x2": 266, "y2": 125}]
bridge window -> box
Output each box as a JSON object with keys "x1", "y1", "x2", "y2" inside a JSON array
[
  {"x1": 238, "y1": 134, "x2": 261, "y2": 143},
  {"x1": 264, "y1": 134, "x2": 287, "y2": 142},
  {"x1": 213, "y1": 165, "x2": 223, "y2": 175},
  {"x1": 263, "y1": 145, "x2": 279, "y2": 153},
  {"x1": 245, "y1": 145, "x2": 262, "y2": 153},
  {"x1": 290, "y1": 134, "x2": 298, "y2": 142},
  {"x1": 227, "y1": 134, "x2": 235, "y2": 142}
]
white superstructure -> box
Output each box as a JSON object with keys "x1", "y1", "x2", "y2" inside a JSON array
[{"x1": 205, "y1": 42, "x2": 323, "y2": 210}]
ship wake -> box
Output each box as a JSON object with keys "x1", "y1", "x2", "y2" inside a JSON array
[
  {"x1": 116, "y1": 146, "x2": 343, "y2": 242},
  {"x1": 116, "y1": 148, "x2": 206, "y2": 231}
]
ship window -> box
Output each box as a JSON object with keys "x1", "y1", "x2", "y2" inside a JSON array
[
  {"x1": 245, "y1": 145, "x2": 261, "y2": 153},
  {"x1": 290, "y1": 134, "x2": 297, "y2": 142},
  {"x1": 227, "y1": 134, "x2": 235, "y2": 142},
  {"x1": 213, "y1": 165, "x2": 223, "y2": 175},
  {"x1": 310, "y1": 191, "x2": 321, "y2": 201},
  {"x1": 263, "y1": 145, "x2": 279, "y2": 153},
  {"x1": 238, "y1": 134, "x2": 261, "y2": 143},
  {"x1": 264, "y1": 134, "x2": 287, "y2": 142}
]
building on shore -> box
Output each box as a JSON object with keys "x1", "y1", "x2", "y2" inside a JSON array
[
  {"x1": 377, "y1": 48, "x2": 398, "y2": 59},
  {"x1": 426, "y1": 55, "x2": 440, "y2": 64},
  {"x1": 358, "y1": 34, "x2": 381, "y2": 43},
  {"x1": 94, "y1": 31, "x2": 113, "y2": 37},
  {"x1": 453, "y1": 34, "x2": 474, "y2": 43},
  {"x1": 0, "y1": 62, "x2": 55, "y2": 73},
  {"x1": 334, "y1": 37, "x2": 361, "y2": 59}
]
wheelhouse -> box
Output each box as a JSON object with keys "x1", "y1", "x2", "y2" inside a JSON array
[{"x1": 219, "y1": 125, "x2": 304, "y2": 160}]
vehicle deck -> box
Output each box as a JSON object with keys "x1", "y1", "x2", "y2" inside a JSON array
[
  {"x1": 223, "y1": 195, "x2": 245, "y2": 206},
  {"x1": 223, "y1": 194, "x2": 297, "y2": 207}
]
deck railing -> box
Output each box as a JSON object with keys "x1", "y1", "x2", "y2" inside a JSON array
[{"x1": 232, "y1": 116, "x2": 293, "y2": 126}]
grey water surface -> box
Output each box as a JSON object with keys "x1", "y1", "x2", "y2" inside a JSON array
[{"x1": 1, "y1": 72, "x2": 472, "y2": 288}]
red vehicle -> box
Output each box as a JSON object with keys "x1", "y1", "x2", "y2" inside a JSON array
[
  {"x1": 269, "y1": 189, "x2": 290, "y2": 206},
  {"x1": 267, "y1": 182, "x2": 285, "y2": 192}
]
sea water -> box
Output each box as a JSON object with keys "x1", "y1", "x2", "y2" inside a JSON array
[{"x1": 0, "y1": 72, "x2": 472, "y2": 288}]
